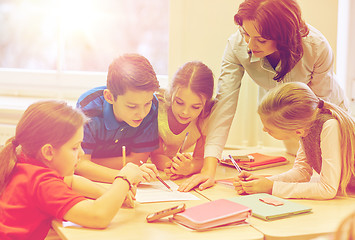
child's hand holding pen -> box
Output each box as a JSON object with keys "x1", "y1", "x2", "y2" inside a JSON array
[
  {"x1": 238, "y1": 173, "x2": 274, "y2": 195},
  {"x1": 138, "y1": 162, "x2": 159, "y2": 182},
  {"x1": 165, "y1": 131, "x2": 192, "y2": 177},
  {"x1": 233, "y1": 171, "x2": 274, "y2": 195},
  {"x1": 229, "y1": 155, "x2": 249, "y2": 195},
  {"x1": 170, "y1": 153, "x2": 194, "y2": 176},
  {"x1": 233, "y1": 171, "x2": 251, "y2": 195},
  {"x1": 140, "y1": 161, "x2": 173, "y2": 192}
]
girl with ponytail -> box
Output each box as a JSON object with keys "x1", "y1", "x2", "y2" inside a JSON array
[
  {"x1": 0, "y1": 100, "x2": 154, "y2": 240},
  {"x1": 234, "y1": 82, "x2": 355, "y2": 199}
]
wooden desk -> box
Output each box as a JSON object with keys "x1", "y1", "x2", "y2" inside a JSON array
[
  {"x1": 198, "y1": 183, "x2": 355, "y2": 240},
  {"x1": 249, "y1": 196, "x2": 355, "y2": 240},
  {"x1": 197, "y1": 149, "x2": 355, "y2": 240},
  {"x1": 52, "y1": 191, "x2": 263, "y2": 240}
]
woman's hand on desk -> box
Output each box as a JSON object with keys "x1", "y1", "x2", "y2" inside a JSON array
[
  {"x1": 177, "y1": 173, "x2": 215, "y2": 192},
  {"x1": 233, "y1": 171, "x2": 274, "y2": 194}
]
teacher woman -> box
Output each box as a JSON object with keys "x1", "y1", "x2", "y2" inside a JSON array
[{"x1": 178, "y1": 0, "x2": 348, "y2": 192}]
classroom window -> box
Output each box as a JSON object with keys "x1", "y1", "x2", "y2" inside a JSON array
[{"x1": 0, "y1": 0, "x2": 169, "y2": 74}]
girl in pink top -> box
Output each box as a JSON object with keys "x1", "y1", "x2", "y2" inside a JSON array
[{"x1": 234, "y1": 82, "x2": 355, "y2": 199}]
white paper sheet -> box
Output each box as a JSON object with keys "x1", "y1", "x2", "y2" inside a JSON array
[{"x1": 135, "y1": 180, "x2": 200, "y2": 203}]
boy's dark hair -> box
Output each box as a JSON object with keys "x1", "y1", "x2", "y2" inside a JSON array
[{"x1": 107, "y1": 53, "x2": 160, "y2": 99}]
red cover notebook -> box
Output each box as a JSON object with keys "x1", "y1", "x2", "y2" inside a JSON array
[
  {"x1": 172, "y1": 199, "x2": 251, "y2": 230},
  {"x1": 221, "y1": 153, "x2": 288, "y2": 170}
]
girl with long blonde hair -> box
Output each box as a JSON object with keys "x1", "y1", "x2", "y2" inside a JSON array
[{"x1": 234, "y1": 82, "x2": 354, "y2": 199}]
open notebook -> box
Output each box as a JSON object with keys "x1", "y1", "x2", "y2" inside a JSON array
[{"x1": 228, "y1": 193, "x2": 312, "y2": 221}]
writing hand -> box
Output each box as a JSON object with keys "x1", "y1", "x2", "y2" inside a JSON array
[
  {"x1": 139, "y1": 163, "x2": 159, "y2": 182},
  {"x1": 240, "y1": 175, "x2": 273, "y2": 194},
  {"x1": 170, "y1": 153, "x2": 193, "y2": 175}
]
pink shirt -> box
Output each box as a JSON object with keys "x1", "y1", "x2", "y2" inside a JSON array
[
  {"x1": 0, "y1": 154, "x2": 87, "y2": 240},
  {"x1": 269, "y1": 119, "x2": 342, "y2": 199}
]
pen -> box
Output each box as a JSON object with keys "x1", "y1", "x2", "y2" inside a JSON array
[
  {"x1": 121, "y1": 145, "x2": 134, "y2": 206},
  {"x1": 139, "y1": 161, "x2": 173, "y2": 192},
  {"x1": 178, "y1": 132, "x2": 189, "y2": 153},
  {"x1": 229, "y1": 155, "x2": 242, "y2": 173}
]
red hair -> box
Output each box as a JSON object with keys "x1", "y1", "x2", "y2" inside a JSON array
[{"x1": 234, "y1": 0, "x2": 309, "y2": 82}]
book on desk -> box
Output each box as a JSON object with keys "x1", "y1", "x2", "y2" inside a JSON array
[
  {"x1": 229, "y1": 193, "x2": 312, "y2": 221},
  {"x1": 171, "y1": 199, "x2": 252, "y2": 231},
  {"x1": 220, "y1": 153, "x2": 288, "y2": 170}
]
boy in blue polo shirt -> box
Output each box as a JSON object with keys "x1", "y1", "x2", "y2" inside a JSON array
[{"x1": 75, "y1": 54, "x2": 160, "y2": 182}]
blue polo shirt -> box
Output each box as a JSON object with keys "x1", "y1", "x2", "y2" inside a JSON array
[{"x1": 76, "y1": 86, "x2": 159, "y2": 158}]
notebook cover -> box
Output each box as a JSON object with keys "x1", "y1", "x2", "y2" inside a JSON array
[
  {"x1": 228, "y1": 193, "x2": 312, "y2": 221},
  {"x1": 172, "y1": 199, "x2": 251, "y2": 230},
  {"x1": 220, "y1": 153, "x2": 288, "y2": 170}
]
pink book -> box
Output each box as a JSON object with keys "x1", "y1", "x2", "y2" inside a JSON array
[{"x1": 172, "y1": 199, "x2": 251, "y2": 230}]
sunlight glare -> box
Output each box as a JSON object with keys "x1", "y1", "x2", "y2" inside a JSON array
[{"x1": 58, "y1": 0, "x2": 99, "y2": 35}]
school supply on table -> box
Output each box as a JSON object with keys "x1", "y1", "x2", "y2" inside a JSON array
[
  {"x1": 135, "y1": 180, "x2": 200, "y2": 203},
  {"x1": 171, "y1": 199, "x2": 252, "y2": 231},
  {"x1": 146, "y1": 203, "x2": 186, "y2": 222},
  {"x1": 121, "y1": 145, "x2": 135, "y2": 207},
  {"x1": 122, "y1": 145, "x2": 126, "y2": 166},
  {"x1": 229, "y1": 155, "x2": 255, "y2": 162},
  {"x1": 228, "y1": 193, "x2": 312, "y2": 221},
  {"x1": 221, "y1": 153, "x2": 288, "y2": 170},
  {"x1": 178, "y1": 132, "x2": 189, "y2": 153},
  {"x1": 229, "y1": 155, "x2": 242, "y2": 173},
  {"x1": 156, "y1": 176, "x2": 173, "y2": 192}
]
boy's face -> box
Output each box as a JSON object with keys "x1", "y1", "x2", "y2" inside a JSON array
[{"x1": 111, "y1": 89, "x2": 154, "y2": 127}]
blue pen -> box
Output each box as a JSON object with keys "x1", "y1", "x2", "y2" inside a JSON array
[
  {"x1": 178, "y1": 132, "x2": 189, "y2": 153},
  {"x1": 229, "y1": 155, "x2": 242, "y2": 173},
  {"x1": 229, "y1": 155, "x2": 247, "y2": 195}
]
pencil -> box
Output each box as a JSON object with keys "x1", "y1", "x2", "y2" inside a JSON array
[
  {"x1": 178, "y1": 132, "x2": 189, "y2": 153},
  {"x1": 140, "y1": 161, "x2": 173, "y2": 192},
  {"x1": 121, "y1": 146, "x2": 134, "y2": 206},
  {"x1": 229, "y1": 155, "x2": 242, "y2": 173},
  {"x1": 156, "y1": 176, "x2": 173, "y2": 192},
  {"x1": 122, "y1": 146, "x2": 126, "y2": 166}
]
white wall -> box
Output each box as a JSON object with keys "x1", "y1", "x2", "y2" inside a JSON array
[
  {"x1": 169, "y1": 0, "x2": 339, "y2": 148},
  {"x1": 0, "y1": 0, "x2": 341, "y2": 147}
]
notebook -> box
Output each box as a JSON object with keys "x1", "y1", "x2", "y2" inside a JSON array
[
  {"x1": 229, "y1": 193, "x2": 312, "y2": 221},
  {"x1": 221, "y1": 153, "x2": 288, "y2": 170},
  {"x1": 171, "y1": 199, "x2": 252, "y2": 230}
]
